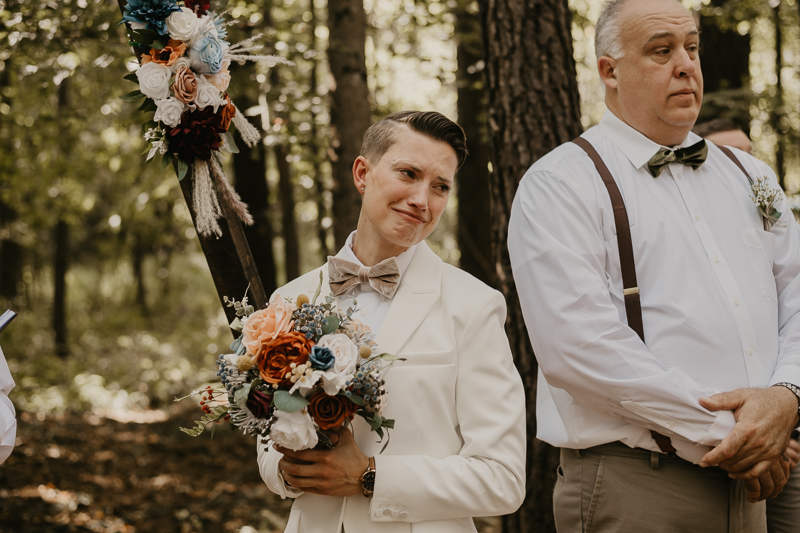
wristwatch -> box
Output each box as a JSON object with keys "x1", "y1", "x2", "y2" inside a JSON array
[
  {"x1": 361, "y1": 456, "x2": 376, "y2": 497},
  {"x1": 773, "y1": 382, "x2": 800, "y2": 425}
]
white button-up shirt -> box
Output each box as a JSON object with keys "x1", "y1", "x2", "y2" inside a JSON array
[
  {"x1": 508, "y1": 110, "x2": 800, "y2": 463},
  {"x1": 335, "y1": 231, "x2": 418, "y2": 337},
  {"x1": 0, "y1": 346, "x2": 16, "y2": 464}
]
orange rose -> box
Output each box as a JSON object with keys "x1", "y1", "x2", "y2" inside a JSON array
[
  {"x1": 256, "y1": 332, "x2": 312, "y2": 386},
  {"x1": 307, "y1": 390, "x2": 358, "y2": 431},
  {"x1": 173, "y1": 66, "x2": 197, "y2": 104},
  {"x1": 219, "y1": 94, "x2": 236, "y2": 131},
  {"x1": 243, "y1": 295, "x2": 296, "y2": 356},
  {"x1": 147, "y1": 39, "x2": 187, "y2": 67}
]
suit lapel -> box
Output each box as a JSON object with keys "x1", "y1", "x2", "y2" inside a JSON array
[{"x1": 376, "y1": 241, "x2": 442, "y2": 355}]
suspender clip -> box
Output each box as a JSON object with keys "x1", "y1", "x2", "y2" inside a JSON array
[{"x1": 623, "y1": 287, "x2": 639, "y2": 296}]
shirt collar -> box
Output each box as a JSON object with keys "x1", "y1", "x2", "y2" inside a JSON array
[
  {"x1": 338, "y1": 230, "x2": 418, "y2": 295},
  {"x1": 597, "y1": 109, "x2": 703, "y2": 171}
]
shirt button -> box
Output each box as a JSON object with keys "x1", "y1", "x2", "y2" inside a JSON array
[
  {"x1": 748, "y1": 348, "x2": 754, "y2": 355},
  {"x1": 375, "y1": 509, "x2": 384, "y2": 517},
  {"x1": 695, "y1": 214, "x2": 701, "y2": 221},
  {"x1": 715, "y1": 256, "x2": 720, "y2": 263},
  {"x1": 383, "y1": 508, "x2": 392, "y2": 516},
  {"x1": 734, "y1": 298, "x2": 740, "y2": 306},
  {"x1": 391, "y1": 510, "x2": 400, "y2": 518},
  {"x1": 400, "y1": 511, "x2": 408, "y2": 519}
]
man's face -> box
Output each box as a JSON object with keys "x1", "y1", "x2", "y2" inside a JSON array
[
  {"x1": 706, "y1": 129, "x2": 752, "y2": 154},
  {"x1": 606, "y1": 0, "x2": 702, "y2": 145},
  {"x1": 355, "y1": 125, "x2": 458, "y2": 255}
]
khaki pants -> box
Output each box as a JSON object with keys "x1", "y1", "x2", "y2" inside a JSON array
[
  {"x1": 554, "y1": 442, "x2": 767, "y2": 533},
  {"x1": 766, "y1": 461, "x2": 800, "y2": 533}
]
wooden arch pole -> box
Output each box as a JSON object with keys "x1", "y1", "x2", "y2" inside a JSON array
[{"x1": 115, "y1": 0, "x2": 268, "y2": 335}]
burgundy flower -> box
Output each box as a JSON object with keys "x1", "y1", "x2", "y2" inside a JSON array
[
  {"x1": 184, "y1": 0, "x2": 210, "y2": 16},
  {"x1": 246, "y1": 389, "x2": 274, "y2": 419},
  {"x1": 166, "y1": 107, "x2": 226, "y2": 162}
]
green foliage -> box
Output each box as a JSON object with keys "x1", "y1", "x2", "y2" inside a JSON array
[
  {"x1": 180, "y1": 404, "x2": 229, "y2": 437},
  {"x1": 272, "y1": 390, "x2": 309, "y2": 412}
]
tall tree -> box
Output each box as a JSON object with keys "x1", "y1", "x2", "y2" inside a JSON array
[
  {"x1": 455, "y1": 0, "x2": 493, "y2": 287},
  {"x1": 327, "y1": 0, "x2": 371, "y2": 248},
  {"x1": 479, "y1": 0, "x2": 582, "y2": 531},
  {"x1": 276, "y1": 143, "x2": 300, "y2": 281},
  {"x1": 771, "y1": 1, "x2": 786, "y2": 188}
]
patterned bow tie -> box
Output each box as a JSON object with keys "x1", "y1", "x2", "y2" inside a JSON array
[
  {"x1": 328, "y1": 256, "x2": 401, "y2": 299},
  {"x1": 646, "y1": 139, "x2": 708, "y2": 177}
]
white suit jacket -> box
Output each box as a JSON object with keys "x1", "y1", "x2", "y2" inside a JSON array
[{"x1": 257, "y1": 241, "x2": 526, "y2": 533}]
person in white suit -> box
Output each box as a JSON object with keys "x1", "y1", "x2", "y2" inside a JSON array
[
  {"x1": 0, "y1": 345, "x2": 16, "y2": 465},
  {"x1": 257, "y1": 110, "x2": 526, "y2": 533}
]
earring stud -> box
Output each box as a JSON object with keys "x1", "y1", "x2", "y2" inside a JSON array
[{"x1": 361, "y1": 187, "x2": 365, "y2": 192}]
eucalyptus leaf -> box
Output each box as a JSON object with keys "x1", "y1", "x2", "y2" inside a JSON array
[
  {"x1": 230, "y1": 336, "x2": 243, "y2": 353},
  {"x1": 347, "y1": 393, "x2": 365, "y2": 406},
  {"x1": 234, "y1": 382, "x2": 252, "y2": 410},
  {"x1": 378, "y1": 353, "x2": 402, "y2": 362},
  {"x1": 229, "y1": 317, "x2": 244, "y2": 332},
  {"x1": 120, "y1": 89, "x2": 145, "y2": 101},
  {"x1": 151, "y1": 39, "x2": 165, "y2": 51},
  {"x1": 273, "y1": 390, "x2": 310, "y2": 413},
  {"x1": 161, "y1": 151, "x2": 174, "y2": 170},
  {"x1": 322, "y1": 314, "x2": 340, "y2": 334},
  {"x1": 368, "y1": 413, "x2": 383, "y2": 431},
  {"x1": 176, "y1": 158, "x2": 189, "y2": 181}
]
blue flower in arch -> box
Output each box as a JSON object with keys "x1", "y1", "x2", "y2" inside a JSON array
[{"x1": 121, "y1": 0, "x2": 181, "y2": 35}]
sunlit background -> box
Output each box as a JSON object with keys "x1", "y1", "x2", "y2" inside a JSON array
[{"x1": 0, "y1": 0, "x2": 795, "y2": 420}]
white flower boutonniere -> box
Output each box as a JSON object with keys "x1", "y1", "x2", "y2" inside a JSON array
[{"x1": 750, "y1": 177, "x2": 787, "y2": 231}]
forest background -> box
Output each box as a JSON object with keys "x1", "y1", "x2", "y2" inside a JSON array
[{"x1": 0, "y1": 0, "x2": 796, "y2": 532}]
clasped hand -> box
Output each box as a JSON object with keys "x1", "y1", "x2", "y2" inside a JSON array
[
  {"x1": 699, "y1": 387, "x2": 799, "y2": 503},
  {"x1": 275, "y1": 426, "x2": 369, "y2": 497}
]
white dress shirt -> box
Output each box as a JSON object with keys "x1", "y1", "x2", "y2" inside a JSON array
[
  {"x1": 508, "y1": 110, "x2": 800, "y2": 464},
  {"x1": 335, "y1": 231, "x2": 418, "y2": 338},
  {"x1": 0, "y1": 346, "x2": 16, "y2": 464}
]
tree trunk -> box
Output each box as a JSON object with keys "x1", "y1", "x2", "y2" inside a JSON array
[
  {"x1": 232, "y1": 94, "x2": 278, "y2": 297},
  {"x1": 772, "y1": 3, "x2": 786, "y2": 189},
  {"x1": 309, "y1": 0, "x2": 331, "y2": 261},
  {"x1": 0, "y1": 200, "x2": 23, "y2": 304},
  {"x1": 455, "y1": 0, "x2": 494, "y2": 287},
  {"x1": 0, "y1": 63, "x2": 22, "y2": 304},
  {"x1": 698, "y1": 0, "x2": 750, "y2": 94},
  {"x1": 479, "y1": 0, "x2": 582, "y2": 531},
  {"x1": 327, "y1": 0, "x2": 371, "y2": 249},
  {"x1": 53, "y1": 219, "x2": 69, "y2": 358},
  {"x1": 276, "y1": 144, "x2": 300, "y2": 281}
]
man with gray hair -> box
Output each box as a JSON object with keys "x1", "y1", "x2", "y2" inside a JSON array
[{"x1": 508, "y1": 0, "x2": 800, "y2": 531}]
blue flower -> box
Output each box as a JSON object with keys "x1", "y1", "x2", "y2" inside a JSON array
[
  {"x1": 211, "y1": 13, "x2": 228, "y2": 41},
  {"x1": 309, "y1": 346, "x2": 335, "y2": 371},
  {"x1": 121, "y1": 0, "x2": 181, "y2": 35},
  {"x1": 189, "y1": 35, "x2": 228, "y2": 74}
]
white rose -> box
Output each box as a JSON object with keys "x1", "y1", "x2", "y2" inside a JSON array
[
  {"x1": 167, "y1": 7, "x2": 201, "y2": 43},
  {"x1": 136, "y1": 62, "x2": 172, "y2": 101},
  {"x1": 194, "y1": 75, "x2": 225, "y2": 112},
  {"x1": 269, "y1": 410, "x2": 319, "y2": 451},
  {"x1": 153, "y1": 97, "x2": 186, "y2": 128},
  {"x1": 317, "y1": 334, "x2": 359, "y2": 376},
  {"x1": 171, "y1": 56, "x2": 192, "y2": 74}
]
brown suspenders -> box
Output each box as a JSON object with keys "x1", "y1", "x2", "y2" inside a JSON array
[{"x1": 570, "y1": 137, "x2": 755, "y2": 455}]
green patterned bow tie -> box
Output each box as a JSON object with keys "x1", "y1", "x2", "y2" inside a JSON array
[{"x1": 646, "y1": 139, "x2": 708, "y2": 177}]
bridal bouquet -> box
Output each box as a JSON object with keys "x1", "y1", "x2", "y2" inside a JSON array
[
  {"x1": 119, "y1": 0, "x2": 289, "y2": 237},
  {"x1": 179, "y1": 279, "x2": 400, "y2": 451}
]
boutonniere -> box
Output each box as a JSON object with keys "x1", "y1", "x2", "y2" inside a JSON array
[{"x1": 750, "y1": 177, "x2": 787, "y2": 231}]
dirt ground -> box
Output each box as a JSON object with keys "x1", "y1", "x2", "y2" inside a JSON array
[{"x1": 0, "y1": 406, "x2": 501, "y2": 533}]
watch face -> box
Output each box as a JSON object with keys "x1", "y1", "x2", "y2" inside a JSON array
[{"x1": 362, "y1": 471, "x2": 376, "y2": 491}]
